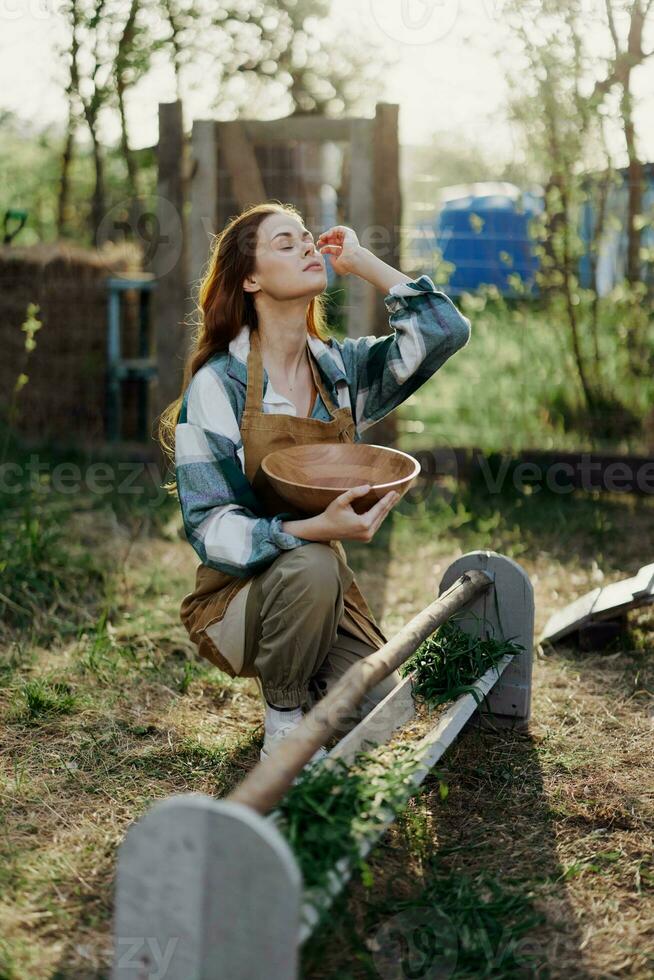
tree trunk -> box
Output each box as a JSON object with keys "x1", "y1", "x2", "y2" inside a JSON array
[
  {"x1": 621, "y1": 76, "x2": 644, "y2": 285},
  {"x1": 89, "y1": 124, "x2": 106, "y2": 244},
  {"x1": 57, "y1": 109, "x2": 75, "y2": 238}
]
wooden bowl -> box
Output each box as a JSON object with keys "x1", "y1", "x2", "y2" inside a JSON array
[{"x1": 261, "y1": 443, "x2": 421, "y2": 516}]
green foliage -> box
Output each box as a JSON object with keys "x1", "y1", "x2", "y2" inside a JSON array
[
  {"x1": 400, "y1": 618, "x2": 525, "y2": 709},
  {"x1": 398, "y1": 286, "x2": 654, "y2": 454},
  {"x1": 274, "y1": 746, "x2": 427, "y2": 895},
  {"x1": 0, "y1": 494, "x2": 105, "y2": 639}
]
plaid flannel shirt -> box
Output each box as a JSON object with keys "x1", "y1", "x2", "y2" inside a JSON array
[{"x1": 175, "y1": 274, "x2": 471, "y2": 578}]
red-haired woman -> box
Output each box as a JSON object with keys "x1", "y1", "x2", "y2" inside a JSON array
[{"x1": 159, "y1": 203, "x2": 471, "y2": 762}]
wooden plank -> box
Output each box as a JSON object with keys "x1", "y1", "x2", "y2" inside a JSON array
[
  {"x1": 632, "y1": 562, "x2": 654, "y2": 598},
  {"x1": 238, "y1": 115, "x2": 362, "y2": 143},
  {"x1": 218, "y1": 120, "x2": 268, "y2": 209},
  {"x1": 112, "y1": 795, "x2": 301, "y2": 980},
  {"x1": 539, "y1": 588, "x2": 601, "y2": 644},
  {"x1": 592, "y1": 561, "x2": 654, "y2": 614},
  {"x1": 297, "y1": 654, "x2": 514, "y2": 943},
  {"x1": 540, "y1": 561, "x2": 654, "y2": 644}
]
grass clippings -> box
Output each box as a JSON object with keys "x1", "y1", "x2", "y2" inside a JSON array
[{"x1": 401, "y1": 616, "x2": 525, "y2": 708}]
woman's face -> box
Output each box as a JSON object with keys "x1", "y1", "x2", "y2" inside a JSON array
[{"x1": 243, "y1": 212, "x2": 327, "y2": 302}]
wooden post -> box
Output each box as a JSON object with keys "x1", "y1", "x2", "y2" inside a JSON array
[
  {"x1": 151, "y1": 101, "x2": 191, "y2": 442},
  {"x1": 189, "y1": 120, "x2": 218, "y2": 291},
  {"x1": 219, "y1": 120, "x2": 267, "y2": 209},
  {"x1": 363, "y1": 103, "x2": 402, "y2": 447},
  {"x1": 346, "y1": 118, "x2": 376, "y2": 342}
]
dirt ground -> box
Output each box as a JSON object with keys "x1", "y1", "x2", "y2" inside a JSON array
[{"x1": 1, "y1": 487, "x2": 653, "y2": 978}]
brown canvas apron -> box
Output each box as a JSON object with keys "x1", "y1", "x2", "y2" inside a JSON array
[{"x1": 179, "y1": 326, "x2": 389, "y2": 678}]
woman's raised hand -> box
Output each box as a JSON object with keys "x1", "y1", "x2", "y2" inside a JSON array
[
  {"x1": 316, "y1": 225, "x2": 363, "y2": 276},
  {"x1": 316, "y1": 484, "x2": 400, "y2": 543}
]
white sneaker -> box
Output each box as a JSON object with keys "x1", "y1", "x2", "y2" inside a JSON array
[{"x1": 260, "y1": 706, "x2": 328, "y2": 765}]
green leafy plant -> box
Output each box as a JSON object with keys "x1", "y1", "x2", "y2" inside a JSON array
[
  {"x1": 400, "y1": 616, "x2": 525, "y2": 709},
  {"x1": 274, "y1": 745, "x2": 430, "y2": 895}
]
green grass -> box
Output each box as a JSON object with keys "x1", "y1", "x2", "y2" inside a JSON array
[
  {"x1": 0, "y1": 433, "x2": 178, "y2": 647},
  {"x1": 274, "y1": 745, "x2": 428, "y2": 898},
  {"x1": 396, "y1": 291, "x2": 654, "y2": 456},
  {"x1": 361, "y1": 857, "x2": 548, "y2": 979},
  {"x1": 14, "y1": 678, "x2": 81, "y2": 720},
  {"x1": 401, "y1": 618, "x2": 526, "y2": 709},
  {"x1": 1, "y1": 437, "x2": 653, "y2": 978}
]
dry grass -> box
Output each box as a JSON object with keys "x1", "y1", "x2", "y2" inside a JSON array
[{"x1": 1, "y1": 488, "x2": 653, "y2": 978}]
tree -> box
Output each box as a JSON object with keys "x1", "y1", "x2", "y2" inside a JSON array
[
  {"x1": 500, "y1": 0, "x2": 653, "y2": 437},
  {"x1": 56, "y1": 0, "x2": 394, "y2": 243}
]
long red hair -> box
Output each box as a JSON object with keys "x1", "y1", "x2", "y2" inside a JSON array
[{"x1": 158, "y1": 202, "x2": 331, "y2": 483}]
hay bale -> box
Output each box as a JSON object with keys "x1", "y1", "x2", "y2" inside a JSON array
[{"x1": 0, "y1": 241, "x2": 144, "y2": 445}]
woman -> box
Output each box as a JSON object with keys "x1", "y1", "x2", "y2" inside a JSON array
[{"x1": 159, "y1": 202, "x2": 471, "y2": 762}]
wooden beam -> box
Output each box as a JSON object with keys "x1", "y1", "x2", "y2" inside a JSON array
[
  {"x1": 363, "y1": 103, "x2": 402, "y2": 447},
  {"x1": 218, "y1": 120, "x2": 268, "y2": 208},
  {"x1": 238, "y1": 115, "x2": 363, "y2": 143},
  {"x1": 151, "y1": 101, "x2": 190, "y2": 432},
  {"x1": 189, "y1": 120, "x2": 218, "y2": 289},
  {"x1": 345, "y1": 119, "x2": 376, "y2": 342}
]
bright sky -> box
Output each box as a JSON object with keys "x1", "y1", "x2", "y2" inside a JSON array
[{"x1": 1, "y1": 0, "x2": 653, "y2": 170}]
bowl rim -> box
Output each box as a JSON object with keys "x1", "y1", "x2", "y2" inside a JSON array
[{"x1": 261, "y1": 442, "x2": 421, "y2": 493}]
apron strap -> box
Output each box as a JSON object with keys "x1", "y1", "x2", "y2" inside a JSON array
[
  {"x1": 306, "y1": 343, "x2": 341, "y2": 415},
  {"x1": 245, "y1": 326, "x2": 342, "y2": 418},
  {"x1": 244, "y1": 328, "x2": 265, "y2": 413}
]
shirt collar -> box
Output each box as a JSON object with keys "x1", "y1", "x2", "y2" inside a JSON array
[{"x1": 225, "y1": 324, "x2": 348, "y2": 394}]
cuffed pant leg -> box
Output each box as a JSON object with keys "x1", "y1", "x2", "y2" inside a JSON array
[
  {"x1": 243, "y1": 543, "x2": 353, "y2": 708},
  {"x1": 308, "y1": 629, "x2": 402, "y2": 739}
]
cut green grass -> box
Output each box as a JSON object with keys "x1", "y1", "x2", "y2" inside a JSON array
[
  {"x1": 275, "y1": 746, "x2": 432, "y2": 897},
  {"x1": 401, "y1": 617, "x2": 525, "y2": 709}
]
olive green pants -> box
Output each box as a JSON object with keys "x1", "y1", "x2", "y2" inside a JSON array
[{"x1": 243, "y1": 542, "x2": 401, "y2": 737}]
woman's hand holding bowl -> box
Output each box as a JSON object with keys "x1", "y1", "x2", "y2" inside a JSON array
[{"x1": 312, "y1": 485, "x2": 400, "y2": 543}]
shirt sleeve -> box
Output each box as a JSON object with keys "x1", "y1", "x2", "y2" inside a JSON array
[
  {"x1": 331, "y1": 274, "x2": 471, "y2": 435},
  {"x1": 175, "y1": 367, "x2": 310, "y2": 578}
]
